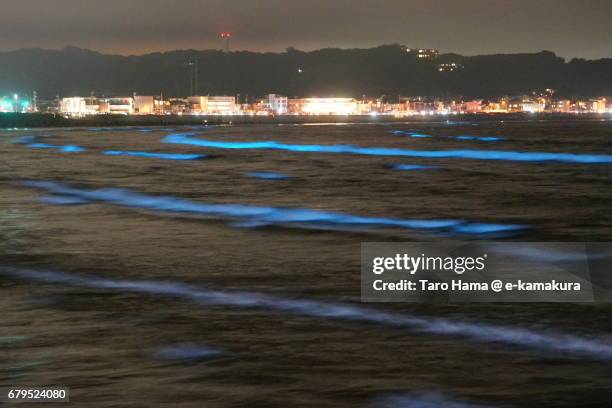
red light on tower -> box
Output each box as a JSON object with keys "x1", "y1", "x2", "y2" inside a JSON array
[{"x1": 220, "y1": 32, "x2": 232, "y2": 52}]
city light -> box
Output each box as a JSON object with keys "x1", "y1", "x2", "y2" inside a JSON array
[
  {"x1": 301, "y1": 98, "x2": 358, "y2": 115},
  {"x1": 4, "y1": 92, "x2": 609, "y2": 117}
]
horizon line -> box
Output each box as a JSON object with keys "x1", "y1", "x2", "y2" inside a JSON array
[{"x1": 1, "y1": 44, "x2": 610, "y2": 61}]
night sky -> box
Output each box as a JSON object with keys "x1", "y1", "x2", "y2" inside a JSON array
[{"x1": 1, "y1": 0, "x2": 610, "y2": 58}]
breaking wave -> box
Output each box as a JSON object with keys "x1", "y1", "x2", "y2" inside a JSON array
[
  {"x1": 163, "y1": 134, "x2": 612, "y2": 164},
  {"x1": 103, "y1": 150, "x2": 205, "y2": 160},
  {"x1": 453, "y1": 136, "x2": 503, "y2": 142},
  {"x1": 375, "y1": 392, "x2": 495, "y2": 408},
  {"x1": 392, "y1": 130, "x2": 433, "y2": 138},
  {"x1": 150, "y1": 344, "x2": 225, "y2": 362},
  {"x1": 21, "y1": 181, "x2": 527, "y2": 236},
  {"x1": 13, "y1": 135, "x2": 86, "y2": 153},
  {"x1": 246, "y1": 172, "x2": 292, "y2": 180},
  {"x1": 390, "y1": 164, "x2": 436, "y2": 171},
  {"x1": 2, "y1": 267, "x2": 612, "y2": 361}
]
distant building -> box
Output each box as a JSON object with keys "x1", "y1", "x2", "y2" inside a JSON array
[
  {"x1": 484, "y1": 99, "x2": 509, "y2": 113},
  {"x1": 60, "y1": 97, "x2": 99, "y2": 117},
  {"x1": 105, "y1": 97, "x2": 134, "y2": 115},
  {"x1": 406, "y1": 97, "x2": 438, "y2": 114},
  {"x1": 133, "y1": 95, "x2": 155, "y2": 115},
  {"x1": 406, "y1": 48, "x2": 439, "y2": 60},
  {"x1": 188, "y1": 95, "x2": 237, "y2": 114},
  {"x1": 207, "y1": 96, "x2": 237, "y2": 114},
  {"x1": 36, "y1": 99, "x2": 60, "y2": 114},
  {"x1": 266, "y1": 94, "x2": 288, "y2": 114},
  {"x1": 521, "y1": 98, "x2": 546, "y2": 113},
  {"x1": 0, "y1": 96, "x2": 17, "y2": 113},
  {"x1": 168, "y1": 98, "x2": 189, "y2": 115},
  {"x1": 551, "y1": 99, "x2": 571, "y2": 113},
  {"x1": 187, "y1": 96, "x2": 207, "y2": 113},
  {"x1": 591, "y1": 98, "x2": 607, "y2": 113},
  {"x1": 438, "y1": 62, "x2": 463, "y2": 72},
  {"x1": 463, "y1": 100, "x2": 483, "y2": 113}
]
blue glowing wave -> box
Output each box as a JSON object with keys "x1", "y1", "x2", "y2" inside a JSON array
[
  {"x1": 454, "y1": 136, "x2": 503, "y2": 142},
  {"x1": 86, "y1": 127, "x2": 136, "y2": 132},
  {"x1": 40, "y1": 195, "x2": 91, "y2": 205},
  {"x1": 22, "y1": 181, "x2": 527, "y2": 236},
  {"x1": 103, "y1": 150, "x2": 205, "y2": 160},
  {"x1": 150, "y1": 344, "x2": 225, "y2": 362},
  {"x1": 391, "y1": 130, "x2": 432, "y2": 138},
  {"x1": 246, "y1": 172, "x2": 292, "y2": 180},
  {"x1": 376, "y1": 392, "x2": 492, "y2": 408},
  {"x1": 164, "y1": 134, "x2": 612, "y2": 164},
  {"x1": 13, "y1": 135, "x2": 38, "y2": 144},
  {"x1": 390, "y1": 164, "x2": 435, "y2": 171},
  {"x1": 3, "y1": 266, "x2": 612, "y2": 360},
  {"x1": 14, "y1": 135, "x2": 86, "y2": 152},
  {"x1": 393, "y1": 130, "x2": 502, "y2": 142},
  {"x1": 27, "y1": 143, "x2": 86, "y2": 153}
]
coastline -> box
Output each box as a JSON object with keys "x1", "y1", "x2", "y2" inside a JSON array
[{"x1": 1, "y1": 112, "x2": 610, "y2": 129}]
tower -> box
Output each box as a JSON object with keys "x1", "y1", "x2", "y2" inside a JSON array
[{"x1": 220, "y1": 32, "x2": 231, "y2": 52}]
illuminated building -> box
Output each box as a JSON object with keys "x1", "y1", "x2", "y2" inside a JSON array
[
  {"x1": 551, "y1": 100, "x2": 571, "y2": 113},
  {"x1": 266, "y1": 94, "x2": 288, "y2": 114},
  {"x1": 521, "y1": 99, "x2": 546, "y2": 113},
  {"x1": 60, "y1": 97, "x2": 99, "y2": 117},
  {"x1": 167, "y1": 98, "x2": 188, "y2": 115},
  {"x1": 208, "y1": 96, "x2": 237, "y2": 114},
  {"x1": 406, "y1": 98, "x2": 438, "y2": 114},
  {"x1": 406, "y1": 48, "x2": 439, "y2": 60},
  {"x1": 0, "y1": 96, "x2": 16, "y2": 112},
  {"x1": 0, "y1": 94, "x2": 33, "y2": 113},
  {"x1": 438, "y1": 62, "x2": 463, "y2": 72},
  {"x1": 591, "y1": 98, "x2": 607, "y2": 113},
  {"x1": 106, "y1": 97, "x2": 134, "y2": 115},
  {"x1": 187, "y1": 96, "x2": 237, "y2": 115},
  {"x1": 300, "y1": 98, "x2": 358, "y2": 115},
  {"x1": 357, "y1": 100, "x2": 375, "y2": 115},
  {"x1": 463, "y1": 100, "x2": 483, "y2": 113},
  {"x1": 133, "y1": 95, "x2": 156, "y2": 115},
  {"x1": 187, "y1": 96, "x2": 207, "y2": 113}
]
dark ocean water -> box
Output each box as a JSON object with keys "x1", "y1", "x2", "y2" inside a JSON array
[{"x1": 1, "y1": 118, "x2": 612, "y2": 407}]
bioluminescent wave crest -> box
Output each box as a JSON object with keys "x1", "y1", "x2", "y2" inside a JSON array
[
  {"x1": 13, "y1": 135, "x2": 38, "y2": 144},
  {"x1": 21, "y1": 181, "x2": 527, "y2": 236},
  {"x1": 40, "y1": 195, "x2": 91, "y2": 206},
  {"x1": 163, "y1": 134, "x2": 612, "y2": 164},
  {"x1": 27, "y1": 143, "x2": 86, "y2": 153},
  {"x1": 393, "y1": 131, "x2": 502, "y2": 142},
  {"x1": 3, "y1": 267, "x2": 612, "y2": 360},
  {"x1": 86, "y1": 127, "x2": 133, "y2": 132},
  {"x1": 375, "y1": 392, "x2": 494, "y2": 408},
  {"x1": 246, "y1": 172, "x2": 292, "y2": 180},
  {"x1": 103, "y1": 150, "x2": 205, "y2": 160},
  {"x1": 454, "y1": 136, "x2": 503, "y2": 142},
  {"x1": 390, "y1": 164, "x2": 436, "y2": 171},
  {"x1": 150, "y1": 344, "x2": 225, "y2": 362},
  {"x1": 392, "y1": 130, "x2": 432, "y2": 138},
  {"x1": 13, "y1": 135, "x2": 86, "y2": 152}
]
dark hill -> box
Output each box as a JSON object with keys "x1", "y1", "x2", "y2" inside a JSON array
[{"x1": 0, "y1": 45, "x2": 610, "y2": 99}]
